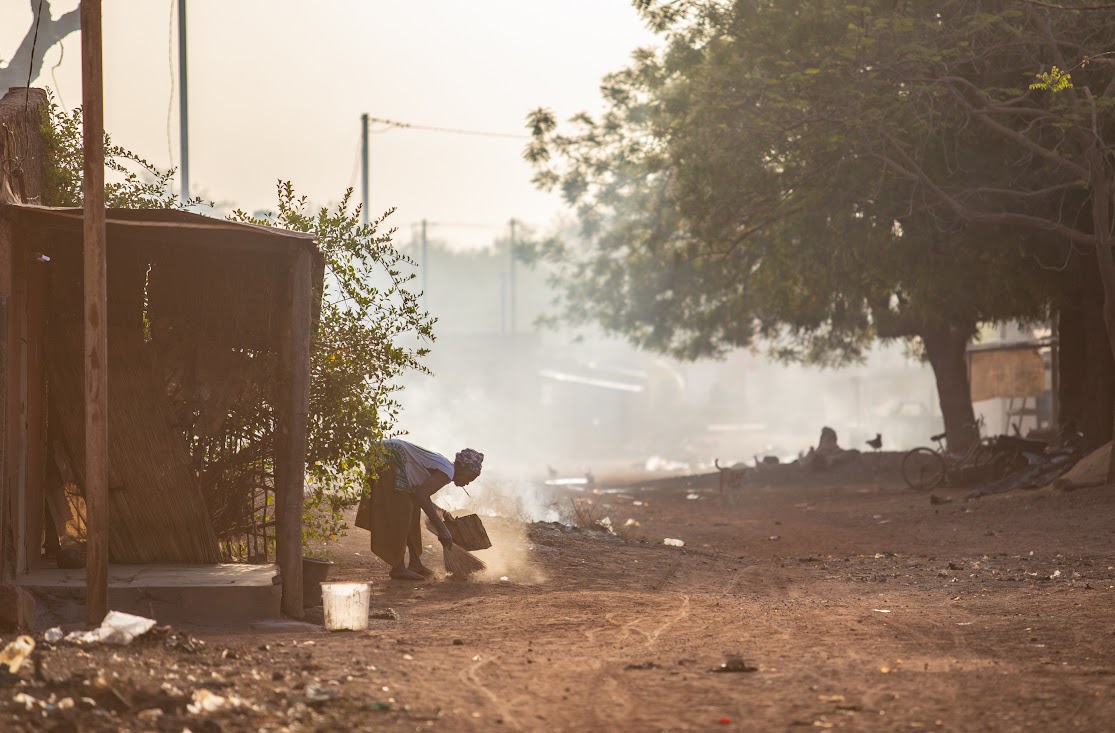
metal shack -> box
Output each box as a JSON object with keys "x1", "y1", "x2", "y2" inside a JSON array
[{"x1": 0, "y1": 88, "x2": 322, "y2": 625}]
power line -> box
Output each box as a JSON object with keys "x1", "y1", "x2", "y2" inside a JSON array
[
  {"x1": 166, "y1": 0, "x2": 176, "y2": 170},
  {"x1": 367, "y1": 115, "x2": 529, "y2": 140},
  {"x1": 412, "y1": 220, "x2": 505, "y2": 230}
]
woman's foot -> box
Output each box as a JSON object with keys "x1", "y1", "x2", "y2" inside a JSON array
[
  {"x1": 389, "y1": 566, "x2": 425, "y2": 581},
  {"x1": 408, "y1": 562, "x2": 435, "y2": 578}
]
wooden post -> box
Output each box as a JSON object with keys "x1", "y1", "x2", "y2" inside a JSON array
[
  {"x1": 276, "y1": 248, "x2": 311, "y2": 618},
  {"x1": 0, "y1": 218, "x2": 12, "y2": 582},
  {"x1": 81, "y1": 0, "x2": 109, "y2": 624},
  {"x1": 25, "y1": 256, "x2": 47, "y2": 572}
]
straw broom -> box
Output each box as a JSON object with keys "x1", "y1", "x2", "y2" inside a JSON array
[{"x1": 425, "y1": 518, "x2": 486, "y2": 577}]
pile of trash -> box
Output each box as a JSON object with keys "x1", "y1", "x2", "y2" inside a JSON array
[{"x1": 967, "y1": 429, "x2": 1097, "y2": 498}]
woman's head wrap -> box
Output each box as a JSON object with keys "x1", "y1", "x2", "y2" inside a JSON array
[{"x1": 455, "y1": 448, "x2": 484, "y2": 476}]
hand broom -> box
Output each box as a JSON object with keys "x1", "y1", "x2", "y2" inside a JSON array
[{"x1": 425, "y1": 517, "x2": 486, "y2": 577}]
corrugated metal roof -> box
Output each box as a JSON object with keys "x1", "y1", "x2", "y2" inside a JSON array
[{"x1": 2, "y1": 203, "x2": 318, "y2": 254}]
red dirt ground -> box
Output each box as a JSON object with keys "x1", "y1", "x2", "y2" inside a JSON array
[{"x1": 3, "y1": 457, "x2": 1114, "y2": 731}]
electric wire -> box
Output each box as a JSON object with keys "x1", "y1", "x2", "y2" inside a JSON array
[
  {"x1": 49, "y1": 39, "x2": 66, "y2": 111},
  {"x1": 166, "y1": 0, "x2": 176, "y2": 171},
  {"x1": 347, "y1": 132, "x2": 361, "y2": 190},
  {"x1": 367, "y1": 116, "x2": 529, "y2": 140}
]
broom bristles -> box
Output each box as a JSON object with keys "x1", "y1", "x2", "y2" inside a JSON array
[
  {"x1": 426, "y1": 518, "x2": 487, "y2": 577},
  {"x1": 443, "y1": 543, "x2": 487, "y2": 576}
]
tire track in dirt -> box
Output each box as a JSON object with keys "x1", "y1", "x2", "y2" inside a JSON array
[
  {"x1": 572, "y1": 592, "x2": 695, "y2": 729},
  {"x1": 458, "y1": 655, "x2": 523, "y2": 730}
]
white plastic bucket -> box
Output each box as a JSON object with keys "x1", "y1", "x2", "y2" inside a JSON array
[{"x1": 320, "y1": 582, "x2": 372, "y2": 631}]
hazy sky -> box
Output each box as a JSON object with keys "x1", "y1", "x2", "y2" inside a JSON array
[{"x1": 2, "y1": 0, "x2": 656, "y2": 247}]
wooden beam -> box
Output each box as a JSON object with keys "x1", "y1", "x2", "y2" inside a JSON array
[
  {"x1": 81, "y1": 0, "x2": 108, "y2": 625},
  {"x1": 276, "y1": 249, "x2": 311, "y2": 618},
  {"x1": 23, "y1": 249, "x2": 48, "y2": 573}
]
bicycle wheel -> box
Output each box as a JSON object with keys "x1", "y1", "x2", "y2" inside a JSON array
[
  {"x1": 972, "y1": 441, "x2": 998, "y2": 471},
  {"x1": 902, "y1": 447, "x2": 946, "y2": 491}
]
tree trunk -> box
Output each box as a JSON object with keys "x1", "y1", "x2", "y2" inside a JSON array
[
  {"x1": 1082, "y1": 150, "x2": 1115, "y2": 483},
  {"x1": 921, "y1": 322, "x2": 978, "y2": 454},
  {"x1": 1058, "y1": 268, "x2": 1115, "y2": 451}
]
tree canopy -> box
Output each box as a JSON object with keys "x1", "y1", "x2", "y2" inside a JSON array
[{"x1": 525, "y1": 0, "x2": 1112, "y2": 447}]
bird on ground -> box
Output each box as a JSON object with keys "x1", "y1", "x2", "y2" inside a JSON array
[{"x1": 866, "y1": 433, "x2": 883, "y2": 451}]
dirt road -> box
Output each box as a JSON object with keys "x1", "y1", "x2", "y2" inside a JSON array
[{"x1": 4, "y1": 462, "x2": 1114, "y2": 731}]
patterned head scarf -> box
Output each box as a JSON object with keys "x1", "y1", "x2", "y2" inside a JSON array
[{"x1": 455, "y1": 448, "x2": 484, "y2": 477}]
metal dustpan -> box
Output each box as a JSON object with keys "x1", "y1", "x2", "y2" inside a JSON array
[{"x1": 444, "y1": 513, "x2": 492, "y2": 551}]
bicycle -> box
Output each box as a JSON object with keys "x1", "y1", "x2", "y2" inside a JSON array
[{"x1": 901, "y1": 418, "x2": 996, "y2": 491}]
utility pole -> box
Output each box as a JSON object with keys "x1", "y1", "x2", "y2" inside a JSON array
[
  {"x1": 177, "y1": 0, "x2": 189, "y2": 204},
  {"x1": 509, "y1": 218, "x2": 517, "y2": 335},
  {"x1": 81, "y1": 0, "x2": 109, "y2": 625},
  {"x1": 421, "y1": 219, "x2": 428, "y2": 307},
  {"x1": 360, "y1": 113, "x2": 369, "y2": 225}
]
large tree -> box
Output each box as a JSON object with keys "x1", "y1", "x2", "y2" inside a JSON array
[{"x1": 526, "y1": 1, "x2": 1058, "y2": 451}]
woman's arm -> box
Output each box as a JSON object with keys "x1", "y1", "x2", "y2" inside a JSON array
[{"x1": 412, "y1": 471, "x2": 453, "y2": 547}]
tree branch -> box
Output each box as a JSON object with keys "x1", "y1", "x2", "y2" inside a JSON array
[
  {"x1": 934, "y1": 77, "x2": 1092, "y2": 181},
  {"x1": 1016, "y1": 0, "x2": 1115, "y2": 10},
  {"x1": 867, "y1": 133, "x2": 1098, "y2": 249},
  {"x1": 0, "y1": 1, "x2": 80, "y2": 92}
]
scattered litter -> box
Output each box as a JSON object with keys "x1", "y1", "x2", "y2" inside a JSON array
[
  {"x1": 632, "y1": 501, "x2": 644, "y2": 506},
  {"x1": 65, "y1": 611, "x2": 156, "y2": 645},
  {"x1": 12, "y1": 692, "x2": 42, "y2": 711},
  {"x1": 709, "y1": 655, "x2": 757, "y2": 673},
  {"x1": 663, "y1": 538, "x2": 685, "y2": 547},
  {"x1": 624, "y1": 518, "x2": 640, "y2": 528},
  {"x1": 1050, "y1": 570, "x2": 1062, "y2": 579},
  {"x1": 768, "y1": 535, "x2": 781, "y2": 541},
  {"x1": 0, "y1": 636, "x2": 35, "y2": 673},
  {"x1": 720, "y1": 717, "x2": 731, "y2": 725},
  {"x1": 686, "y1": 493, "x2": 700, "y2": 500},
  {"x1": 43, "y1": 627, "x2": 63, "y2": 644},
  {"x1": 597, "y1": 517, "x2": 615, "y2": 534},
  {"x1": 136, "y1": 708, "x2": 163, "y2": 722},
  {"x1": 187, "y1": 688, "x2": 251, "y2": 714},
  {"x1": 956, "y1": 622, "x2": 973, "y2": 626},
  {"x1": 499, "y1": 576, "x2": 510, "y2": 582},
  {"x1": 402, "y1": 654, "x2": 414, "y2": 661},
  {"x1": 304, "y1": 683, "x2": 338, "y2": 704},
  {"x1": 163, "y1": 629, "x2": 206, "y2": 654},
  {"x1": 371, "y1": 608, "x2": 400, "y2": 621},
  {"x1": 872, "y1": 609, "x2": 891, "y2": 613}
]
